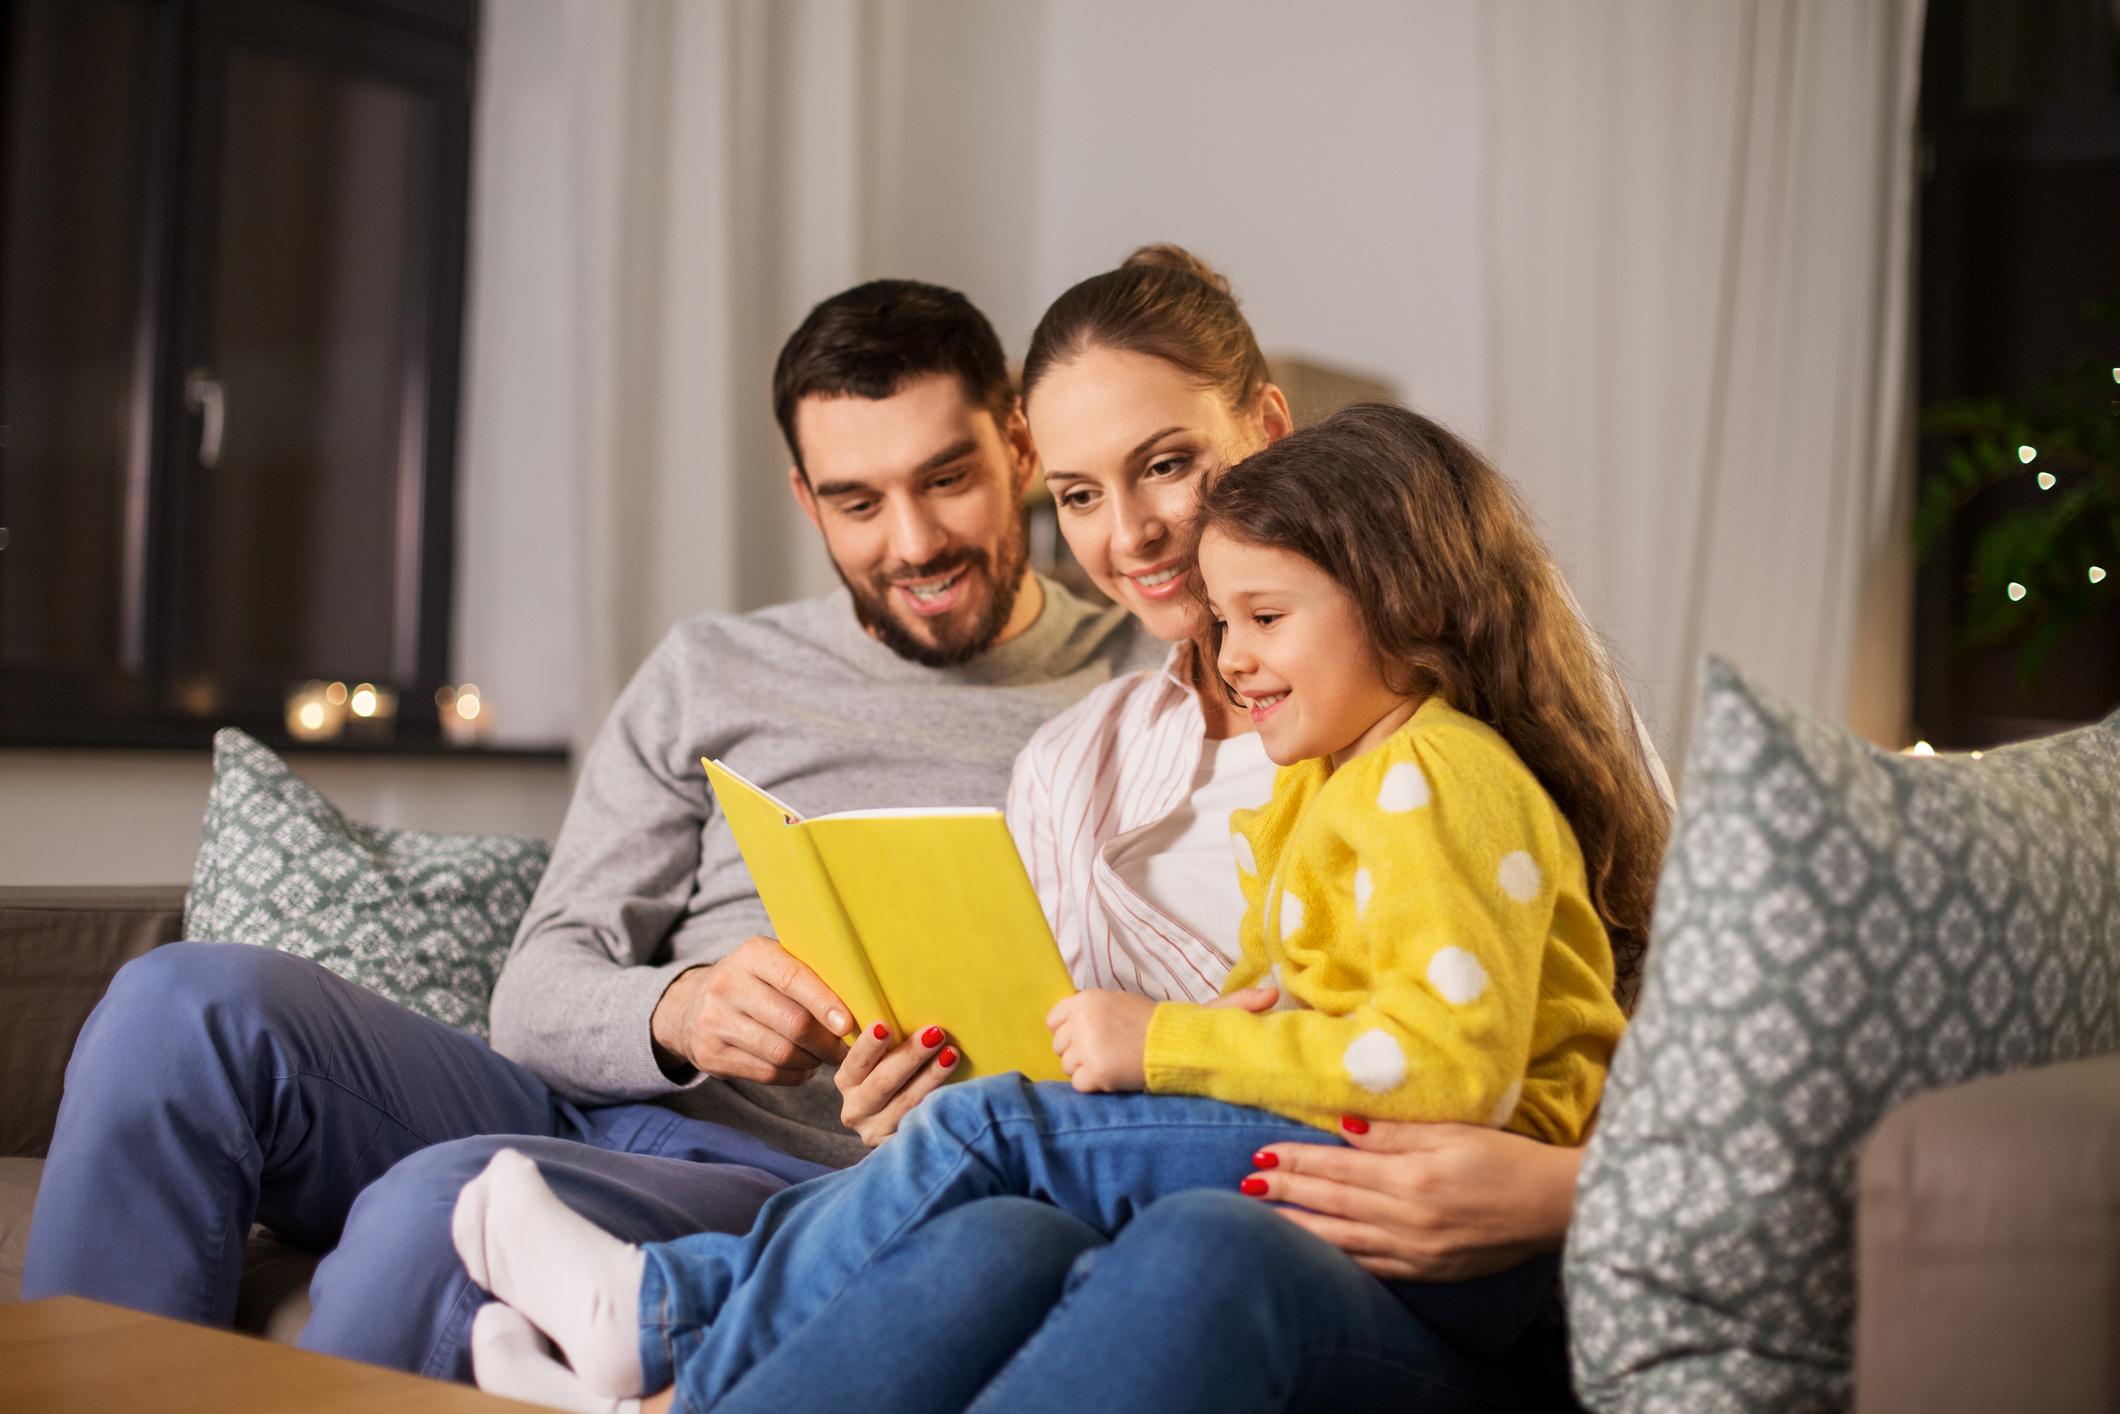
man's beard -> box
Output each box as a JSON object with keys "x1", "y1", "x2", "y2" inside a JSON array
[{"x1": 843, "y1": 512, "x2": 1031, "y2": 668}]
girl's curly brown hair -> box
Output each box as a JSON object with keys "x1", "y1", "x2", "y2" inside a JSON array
[{"x1": 1194, "y1": 401, "x2": 1670, "y2": 1000}]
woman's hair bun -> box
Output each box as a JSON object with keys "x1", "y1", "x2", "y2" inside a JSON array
[{"x1": 1121, "y1": 243, "x2": 1233, "y2": 296}]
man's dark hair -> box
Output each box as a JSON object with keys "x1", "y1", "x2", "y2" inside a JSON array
[{"x1": 772, "y1": 279, "x2": 1016, "y2": 475}]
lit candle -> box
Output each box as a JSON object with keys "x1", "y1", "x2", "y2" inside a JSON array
[
  {"x1": 284, "y1": 680, "x2": 346, "y2": 742},
  {"x1": 440, "y1": 682, "x2": 491, "y2": 745},
  {"x1": 344, "y1": 683, "x2": 398, "y2": 742}
]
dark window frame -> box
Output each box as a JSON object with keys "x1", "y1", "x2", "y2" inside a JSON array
[
  {"x1": 0, "y1": 0, "x2": 478, "y2": 751},
  {"x1": 1912, "y1": 0, "x2": 2120, "y2": 749}
]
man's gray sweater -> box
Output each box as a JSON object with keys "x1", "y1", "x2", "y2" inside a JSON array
[{"x1": 488, "y1": 576, "x2": 1158, "y2": 1166}]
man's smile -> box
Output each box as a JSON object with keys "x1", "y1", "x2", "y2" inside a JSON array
[{"x1": 894, "y1": 565, "x2": 971, "y2": 617}]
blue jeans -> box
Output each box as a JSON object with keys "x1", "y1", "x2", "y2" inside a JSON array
[
  {"x1": 638, "y1": 1075, "x2": 1559, "y2": 1410},
  {"x1": 21, "y1": 942, "x2": 830, "y2": 1380},
  {"x1": 708, "y1": 1191, "x2": 1575, "y2": 1414}
]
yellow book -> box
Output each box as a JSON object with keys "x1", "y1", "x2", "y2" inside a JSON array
[{"x1": 704, "y1": 758, "x2": 1075, "y2": 1084}]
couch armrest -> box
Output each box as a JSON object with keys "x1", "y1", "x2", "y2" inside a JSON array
[
  {"x1": 1856, "y1": 1051, "x2": 2120, "y2": 1414},
  {"x1": 0, "y1": 886, "x2": 188, "y2": 1158}
]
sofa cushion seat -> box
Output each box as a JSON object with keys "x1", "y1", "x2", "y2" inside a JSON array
[{"x1": 2, "y1": 1155, "x2": 321, "y2": 1343}]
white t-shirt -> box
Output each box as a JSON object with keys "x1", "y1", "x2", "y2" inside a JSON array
[{"x1": 1106, "y1": 731, "x2": 1277, "y2": 963}]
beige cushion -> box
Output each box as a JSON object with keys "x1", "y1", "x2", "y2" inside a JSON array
[
  {"x1": 1857, "y1": 1052, "x2": 2120, "y2": 1413},
  {"x1": 0, "y1": 1156, "x2": 39, "y2": 1302},
  {"x1": 233, "y1": 1232, "x2": 322, "y2": 1344},
  {"x1": 1, "y1": 1155, "x2": 318, "y2": 1344}
]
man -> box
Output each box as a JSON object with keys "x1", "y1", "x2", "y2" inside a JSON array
[{"x1": 23, "y1": 281, "x2": 1159, "y2": 1379}]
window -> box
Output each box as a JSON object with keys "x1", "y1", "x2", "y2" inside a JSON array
[
  {"x1": 1914, "y1": 0, "x2": 2120, "y2": 747},
  {"x1": 0, "y1": 0, "x2": 474, "y2": 747}
]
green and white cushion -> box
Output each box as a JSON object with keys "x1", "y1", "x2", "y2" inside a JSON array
[
  {"x1": 184, "y1": 728, "x2": 550, "y2": 1038},
  {"x1": 1567, "y1": 657, "x2": 2120, "y2": 1414}
]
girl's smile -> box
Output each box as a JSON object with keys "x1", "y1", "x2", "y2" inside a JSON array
[{"x1": 1246, "y1": 687, "x2": 1289, "y2": 724}]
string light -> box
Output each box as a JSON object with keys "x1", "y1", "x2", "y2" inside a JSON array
[
  {"x1": 2007, "y1": 582, "x2": 2027, "y2": 601},
  {"x1": 298, "y1": 702, "x2": 324, "y2": 731},
  {"x1": 2018, "y1": 445, "x2": 2037, "y2": 463},
  {"x1": 325, "y1": 681, "x2": 347, "y2": 706},
  {"x1": 2094, "y1": 566, "x2": 2109, "y2": 584},
  {"x1": 350, "y1": 684, "x2": 379, "y2": 717},
  {"x1": 2037, "y1": 471, "x2": 2056, "y2": 490},
  {"x1": 1907, "y1": 741, "x2": 1936, "y2": 756}
]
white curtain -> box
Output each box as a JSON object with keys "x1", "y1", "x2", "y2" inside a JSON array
[
  {"x1": 455, "y1": 0, "x2": 861, "y2": 751},
  {"x1": 1480, "y1": 0, "x2": 1926, "y2": 769}
]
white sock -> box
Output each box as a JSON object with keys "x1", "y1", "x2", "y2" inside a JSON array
[
  {"x1": 453, "y1": 1147, "x2": 648, "y2": 1398},
  {"x1": 470, "y1": 1302, "x2": 642, "y2": 1414}
]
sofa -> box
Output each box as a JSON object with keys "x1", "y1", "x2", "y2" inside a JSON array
[
  {"x1": 5, "y1": 882, "x2": 2120, "y2": 1409},
  {"x1": 0, "y1": 885, "x2": 320, "y2": 1344}
]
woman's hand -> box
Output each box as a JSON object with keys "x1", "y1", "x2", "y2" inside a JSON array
[
  {"x1": 1243, "y1": 1120, "x2": 1582, "y2": 1282},
  {"x1": 834, "y1": 1020, "x2": 957, "y2": 1147},
  {"x1": 1047, "y1": 990, "x2": 1157, "y2": 1092}
]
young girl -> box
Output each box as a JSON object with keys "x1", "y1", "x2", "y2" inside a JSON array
[{"x1": 452, "y1": 402, "x2": 1637, "y2": 1414}]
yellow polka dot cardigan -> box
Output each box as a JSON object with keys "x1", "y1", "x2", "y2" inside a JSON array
[{"x1": 1141, "y1": 697, "x2": 1627, "y2": 1143}]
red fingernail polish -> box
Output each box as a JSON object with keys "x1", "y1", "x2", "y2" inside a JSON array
[
  {"x1": 1252, "y1": 1150, "x2": 1278, "y2": 1170},
  {"x1": 920, "y1": 1026, "x2": 944, "y2": 1048},
  {"x1": 938, "y1": 1047, "x2": 958, "y2": 1068},
  {"x1": 872, "y1": 1022, "x2": 890, "y2": 1041},
  {"x1": 1341, "y1": 1115, "x2": 1370, "y2": 1135},
  {"x1": 1240, "y1": 1175, "x2": 1269, "y2": 1196}
]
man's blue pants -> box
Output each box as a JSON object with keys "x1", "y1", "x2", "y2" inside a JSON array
[{"x1": 20, "y1": 942, "x2": 831, "y2": 1381}]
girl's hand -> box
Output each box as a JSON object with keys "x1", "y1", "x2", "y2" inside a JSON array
[
  {"x1": 835, "y1": 1020, "x2": 958, "y2": 1147},
  {"x1": 1242, "y1": 1120, "x2": 1582, "y2": 1281},
  {"x1": 1046, "y1": 990, "x2": 1157, "y2": 1092}
]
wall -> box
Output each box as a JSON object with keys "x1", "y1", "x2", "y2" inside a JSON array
[
  {"x1": 0, "y1": 750, "x2": 572, "y2": 886},
  {"x1": 453, "y1": 0, "x2": 1497, "y2": 751}
]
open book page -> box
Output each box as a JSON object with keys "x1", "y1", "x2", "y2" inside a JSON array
[{"x1": 807, "y1": 813, "x2": 1073, "y2": 1083}]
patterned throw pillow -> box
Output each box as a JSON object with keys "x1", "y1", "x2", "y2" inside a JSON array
[
  {"x1": 1567, "y1": 658, "x2": 2120, "y2": 1414},
  {"x1": 184, "y1": 728, "x2": 551, "y2": 1038}
]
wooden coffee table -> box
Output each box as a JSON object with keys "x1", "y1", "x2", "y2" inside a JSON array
[{"x1": 0, "y1": 1296, "x2": 545, "y2": 1411}]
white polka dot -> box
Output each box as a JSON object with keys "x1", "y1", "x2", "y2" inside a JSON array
[
  {"x1": 1231, "y1": 833, "x2": 1257, "y2": 876},
  {"x1": 1375, "y1": 762, "x2": 1431, "y2": 812},
  {"x1": 1487, "y1": 1078, "x2": 1524, "y2": 1128},
  {"x1": 1427, "y1": 947, "x2": 1488, "y2": 1004},
  {"x1": 1496, "y1": 851, "x2": 1541, "y2": 903},
  {"x1": 1279, "y1": 889, "x2": 1305, "y2": 940},
  {"x1": 1353, "y1": 868, "x2": 1373, "y2": 920},
  {"x1": 1342, "y1": 1028, "x2": 1407, "y2": 1093}
]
